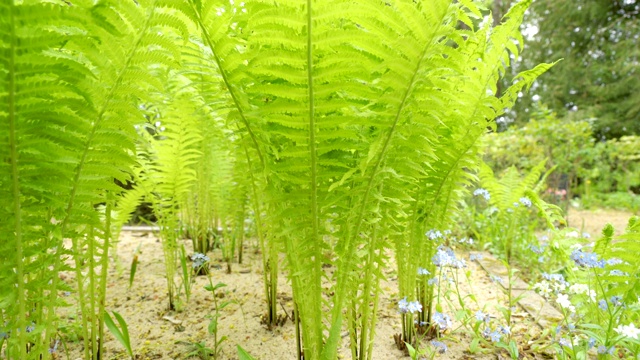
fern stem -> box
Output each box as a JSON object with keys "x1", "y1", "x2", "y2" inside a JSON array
[
  {"x1": 7, "y1": 2, "x2": 28, "y2": 357},
  {"x1": 305, "y1": 0, "x2": 324, "y2": 355},
  {"x1": 73, "y1": 227, "x2": 91, "y2": 360},
  {"x1": 357, "y1": 225, "x2": 379, "y2": 360},
  {"x1": 88, "y1": 226, "x2": 97, "y2": 360},
  {"x1": 98, "y1": 196, "x2": 114, "y2": 359},
  {"x1": 244, "y1": 145, "x2": 279, "y2": 325}
]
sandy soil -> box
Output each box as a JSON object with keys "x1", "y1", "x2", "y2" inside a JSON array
[
  {"x1": 60, "y1": 207, "x2": 635, "y2": 360},
  {"x1": 566, "y1": 207, "x2": 638, "y2": 237},
  {"x1": 60, "y1": 236, "x2": 532, "y2": 360}
]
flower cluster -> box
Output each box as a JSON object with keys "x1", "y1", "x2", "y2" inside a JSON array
[
  {"x1": 430, "y1": 340, "x2": 448, "y2": 354},
  {"x1": 528, "y1": 244, "x2": 546, "y2": 255},
  {"x1": 474, "y1": 310, "x2": 491, "y2": 323},
  {"x1": 482, "y1": 324, "x2": 510, "y2": 343},
  {"x1": 426, "y1": 229, "x2": 443, "y2": 241},
  {"x1": 469, "y1": 253, "x2": 483, "y2": 261},
  {"x1": 533, "y1": 273, "x2": 568, "y2": 298},
  {"x1": 614, "y1": 323, "x2": 640, "y2": 339},
  {"x1": 556, "y1": 294, "x2": 576, "y2": 313},
  {"x1": 519, "y1": 197, "x2": 532, "y2": 207},
  {"x1": 456, "y1": 237, "x2": 475, "y2": 245},
  {"x1": 570, "y1": 249, "x2": 605, "y2": 269},
  {"x1": 192, "y1": 252, "x2": 210, "y2": 269},
  {"x1": 473, "y1": 188, "x2": 490, "y2": 201},
  {"x1": 432, "y1": 311, "x2": 452, "y2": 330},
  {"x1": 432, "y1": 246, "x2": 466, "y2": 268},
  {"x1": 398, "y1": 297, "x2": 422, "y2": 314}
]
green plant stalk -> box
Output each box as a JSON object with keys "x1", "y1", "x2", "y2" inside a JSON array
[
  {"x1": 88, "y1": 225, "x2": 97, "y2": 360},
  {"x1": 294, "y1": 302, "x2": 303, "y2": 360},
  {"x1": 269, "y1": 241, "x2": 279, "y2": 324},
  {"x1": 180, "y1": 245, "x2": 191, "y2": 301},
  {"x1": 72, "y1": 227, "x2": 91, "y2": 360},
  {"x1": 246, "y1": 143, "x2": 278, "y2": 324},
  {"x1": 235, "y1": 198, "x2": 247, "y2": 264},
  {"x1": 355, "y1": 227, "x2": 380, "y2": 360},
  {"x1": 304, "y1": 0, "x2": 324, "y2": 355},
  {"x1": 161, "y1": 221, "x2": 178, "y2": 310},
  {"x1": 7, "y1": 2, "x2": 27, "y2": 357},
  {"x1": 366, "y1": 261, "x2": 382, "y2": 360},
  {"x1": 348, "y1": 288, "x2": 358, "y2": 360},
  {"x1": 98, "y1": 198, "x2": 114, "y2": 358}
]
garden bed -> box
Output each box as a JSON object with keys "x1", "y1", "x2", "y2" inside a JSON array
[{"x1": 59, "y1": 208, "x2": 635, "y2": 360}]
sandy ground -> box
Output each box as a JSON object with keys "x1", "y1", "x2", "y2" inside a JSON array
[
  {"x1": 59, "y1": 207, "x2": 635, "y2": 360},
  {"x1": 60, "y1": 238, "x2": 528, "y2": 360},
  {"x1": 566, "y1": 207, "x2": 638, "y2": 237}
]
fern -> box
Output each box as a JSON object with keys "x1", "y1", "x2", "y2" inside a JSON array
[
  {"x1": 1, "y1": 0, "x2": 187, "y2": 357},
  {"x1": 477, "y1": 158, "x2": 563, "y2": 260},
  {"x1": 595, "y1": 217, "x2": 640, "y2": 304},
  {"x1": 1, "y1": 1, "x2": 557, "y2": 359}
]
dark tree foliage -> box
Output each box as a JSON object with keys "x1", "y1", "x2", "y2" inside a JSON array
[{"x1": 519, "y1": 0, "x2": 640, "y2": 139}]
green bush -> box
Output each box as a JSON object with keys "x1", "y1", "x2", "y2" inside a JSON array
[{"x1": 484, "y1": 105, "x2": 640, "y2": 210}]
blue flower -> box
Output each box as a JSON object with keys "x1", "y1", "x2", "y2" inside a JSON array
[
  {"x1": 499, "y1": 325, "x2": 511, "y2": 335},
  {"x1": 49, "y1": 340, "x2": 59, "y2": 354},
  {"x1": 558, "y1": 337, "x2": 571, "y2": 347},
  {"x1": 433, "y1": 312, "x2": 452, "y2": 330},
  {"x1": 570, "y1": 249, "x2": 605, "y2": 269},
  {"x1": 597, "y1": 345, "x2": 615, "y2": 355},
  {"x1": 610, "y1": 296, "x2": 623, "y2": 307},
  {"x1": 398, "y1": 298, "x2": 421, "y2": 314},
  {"x1": 407, "y1": 300, "x2": 422, "y2": 314},
  {"x1": 430, "y1": 340, "x2": 448, "y2": 354},
  {"x1": 474, "y1": 310, "x2": 488, "y2": 322},
  {"x1": 529, "y1": 244, "x2": 546, "y2": 255},
  {"x1": 432, "y1": 246, "x2": 465, "y2": 268},
  {"x1": 426, "y1": 229, "x2": 443, "y2": 240},
  {"x1": 541, "y1": 273, "x2": 568, "y2": 287},
  {"x1": 588, "y1": 337, "x2": 596, "y2": 349},
  {"x1": 609, "y1": 269, "x2": 625, "y2": 276},
  {"x1": 473, "y1": 188, "x2": 490, "y2": 201},
  {"x1": 398, "y1": 297, "x2": 410, "y2": 314},
  {"x1": 192, "y1": 253, "x2": 210, "y2": 269},
  {"x1": 598, "y1": 299, "x2": 608, "y2": 311},
  {"x1": 519, "y1": 197, "x2": 532, "y2": 207},
  {"x1": 469, "y1": 253, "x2": 483, "y2": 261},
  {"x1": 489, "y1": 330, "x2": 502, "y2": 343},
  {"x1": 417, "y1": 267, "x2": 430, "y2": 276},
  {"x1": 607, "y1": 258, "x2": 623, "y2": 265},
  {"x1": 428, "y1": 277, "x2": 439, "y2": 286}
]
